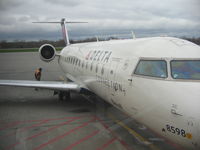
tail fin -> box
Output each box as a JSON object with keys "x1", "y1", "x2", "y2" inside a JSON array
[
  {"x1": 33, "y1": 18, "x2": 87, "y2": 46},
  {"x1": 61, "y1": 18, "x2": 70, "y2": 45}
]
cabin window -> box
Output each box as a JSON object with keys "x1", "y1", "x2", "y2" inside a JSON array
[
  {"x1": 73, "y1": 58, "x2": 75, "y2": 65},
  {"x1": 76, "y1": 59, "x2": 78, "y2": 66},
  {"x1": 82, "y1": 61, "x2": 84, "y2": 68},
  {"x1": 90, "y1": 63, "x2": 93, "y2": 71},
  {"x1": 74, "y1": 58, "x2": 76, "y2": 65},
  {"x1": 101, "y1": 65, "x2": 104, "y2": 75},
  {"x1": 110, "y1": 70, "x2": 113, "y2": 74},
  {"x1": 86, "y1": 62, "x2": 88, "y2": 69},
  {"x1": 78, "y1": 60, "x2": 81, "y2": 67},
  {"x1": 134, "y1": 60, "x2": 167, "y2": 78},
  {"x1": 171, "y1": 60, "x2": 200, "y2": 80},
  {"x1": 96, "y1": 64, "x2": 98, "y2": 73}
]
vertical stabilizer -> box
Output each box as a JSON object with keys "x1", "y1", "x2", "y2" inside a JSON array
[{"x1": 61, "y1": 18, "x2": 70, "y2": 46}]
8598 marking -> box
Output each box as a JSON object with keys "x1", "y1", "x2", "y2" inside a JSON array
[{"x1": 166, "y1": 124, "x2": 186, "y2": 137}]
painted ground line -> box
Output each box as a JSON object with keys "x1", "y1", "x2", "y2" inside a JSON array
[
  {"x1": 33, "y1": 117, "x2": 96, "y2": 150},
  {"x1": 0, "y1": 116, "x2": 83, "y2": 126},
  {"x1": 0, "y1": 121, "x2": 20, "y2": 131},
  {"x1": 114, "y1": 111, "x2": 183, "y2": 150},
  {"x1": 25, "y1": 117, "x2": 82, "y2": 140},
  {"x1": 4, "y1": 118, "x2": 81, "y2": 150},
  {"x1": 64, "y1": 130, "x2": 100, "y2": 150},
  {"x1": 96, "y1": 116, "x2": 133, "y2": 150},
  {"x1": 0, "y1": 120, "x2": 49, "y2": 139},
  {"x1": 19, "y1": 120, "x2": 49, "y2": 132},
  {"x1": 2, "y1": 115, "x2": 88, "y2": 144},
  {"x1": 96, "y1": 137, "x2": 117, "y2": 150},
  {"x1": 3, "y1": 142, "x2": 20, "y2": 150},
  {"x1": 108, "y1": 113, "x2": 160, "y2": 150},
  {"x1": 22, "y1": 116, "x2": 84, "y2": 123},
  {"x1": 117, "y1": 139, "x2": 133, "y2": 150},
  {"x1": 113, "y1": 110, "x2": 182, "y2": 150},
  {"x1": 147, "y1": 127, "x2": 185, "y2": 150}
]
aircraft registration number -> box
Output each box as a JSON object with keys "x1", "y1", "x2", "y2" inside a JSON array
[{"x1": 166, "y1": 124, "x2": 186, "y2": 138}]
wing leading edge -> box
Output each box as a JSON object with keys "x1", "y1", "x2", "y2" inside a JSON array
[{"x1": 0, "y1": 80, "x2": 80, "y2": 92}]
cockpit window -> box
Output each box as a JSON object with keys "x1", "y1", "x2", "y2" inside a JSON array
[
  {"x1": 171, "y1": 60, "x2": 200, "y2": 80},
  {"x1": 134, "y1": 60, "x2": 167, "y2": 78}
]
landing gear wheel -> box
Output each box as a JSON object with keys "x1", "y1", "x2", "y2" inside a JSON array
[
  {"x1": 58, "y1": 91, "x2": 71, "y2": 101},
  {"x1": 59, "y1": 92, "x2": 64, "y2": 101},
  {"x1": 64, "y1": 91, "x2": 70, "y2": 101}
]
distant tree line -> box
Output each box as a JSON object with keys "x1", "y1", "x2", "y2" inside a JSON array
[
  {"x1": 0, "y1": 40, "x2": 65, "y2": 49},
  {"x1": 0, "y1": 37, "x2": 199, "y2": 49},
  {"x1": 183, "y1": 37, "x2": 200, "y2": 45},
  {"x1": 0, "y1": 38, "x2": 100, "y2": 49}
]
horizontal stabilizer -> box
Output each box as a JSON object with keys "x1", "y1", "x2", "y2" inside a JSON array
[
  {"x1": 32, "y1": 21, "x2": 88, "y2": 24},
  {"x1": 33, "y1": 18, "x2": 87, "y2": 46}
]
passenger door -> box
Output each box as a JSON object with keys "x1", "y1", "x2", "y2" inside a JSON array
[{"x1": 109, "y1": 59, "x2": 119, "y2": 97}]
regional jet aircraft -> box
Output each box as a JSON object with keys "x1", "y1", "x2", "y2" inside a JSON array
[{"x1": 0, "y1": 18, "x2": 200, "y2": 149}]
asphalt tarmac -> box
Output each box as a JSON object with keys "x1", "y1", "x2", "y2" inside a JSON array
[{"x1": 0, "y1": 52, "x2": 184, "y2": 150}]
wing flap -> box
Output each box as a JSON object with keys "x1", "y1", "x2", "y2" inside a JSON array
[{"x1": 0, "y1": 80, "x2": 80, "y2": 91}]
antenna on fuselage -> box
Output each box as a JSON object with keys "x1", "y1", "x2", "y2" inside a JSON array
[
  {"x1": 131, "y1": 31, "x2": 136, "y2": 39},
  {"x1": 95, "y1": 36, "x2": 99, "y2": 42},
  {"x1": 33, "y1": 18, "x2": 88, "y2": 46}
]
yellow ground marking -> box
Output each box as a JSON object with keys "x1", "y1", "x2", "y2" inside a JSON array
[{"x1": 108, "y1": 113, "x2": 160, "y2": 150}]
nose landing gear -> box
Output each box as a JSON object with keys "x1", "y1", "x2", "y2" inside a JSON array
[{"x1": 59, "y1": 91, "x2": 70, "y2": 101}]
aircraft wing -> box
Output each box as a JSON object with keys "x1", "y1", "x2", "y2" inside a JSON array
[{"x1": 0, "y1": 80, "x2": 80, "y2": 92}]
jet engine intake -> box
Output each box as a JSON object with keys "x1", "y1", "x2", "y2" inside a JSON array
[{"x1": 39, "y1": 44, "x2": 56, "y2": 62}]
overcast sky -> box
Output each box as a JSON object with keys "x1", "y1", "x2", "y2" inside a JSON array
[{"x1": 0, "y1": 0, "x2": 199, "y2": 41}]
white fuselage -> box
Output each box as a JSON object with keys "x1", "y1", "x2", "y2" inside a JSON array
[{"x1": 58, "y1": 37, "x2": 200, "y2": 149}]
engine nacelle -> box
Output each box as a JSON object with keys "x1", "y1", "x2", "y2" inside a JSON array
[{"x1": 39, "y1": 44, "x2": 56, "y2": 62}]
